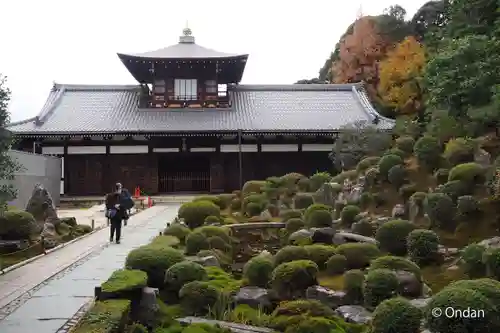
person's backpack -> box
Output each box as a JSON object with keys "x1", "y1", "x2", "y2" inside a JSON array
[
  {"x1": 105, "y1": 208, "x2": 117, "y2": 218},
  {"x1": 121, "y1": 189, "x2": 134, "y2": 210}
]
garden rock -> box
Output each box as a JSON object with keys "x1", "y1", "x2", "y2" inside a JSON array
[
  {"x1": 394, "y1": 270, "x2": 422, "y2": 298},
  {"x1": 25, "y1": 184, "x2": 60, "y2": 226},
  {"x1": 306, "y1": 286, "x2": 346, "y2": 309},
  {"x1": 478, "y1": 237, "x2": 500, "y2": 250},
  {"x1": 190, "y1": 255, "x2": 220, "y2": 267},
  {"x1": 137, "y1": 287, "x2": 159, "y2": 327},
  {"x1": 391, "y1": 204, "x2": 406, "y2": 219},
  {"x1": 408, "y1": 199, "x2": 421, "y2": 222},
  {"x1": 409, "y1": 297, "x2": 431, "y2": 309},
  {"x1": 311, "y1": 227, "x2": 336, "y2": 244},
  {"x1": 41, "y1": 222, "x2": 60, "y2": 248},
  {"x1": 335, "y1": 305, "x2": 372, "y2": 324},
  {"x1": 289, "y1": 229, "x2": 313, "y2": 241},
  {"x1": 373, "y1": 217, "x2": 391, "y2": 227},
  {"x1": 474, "y1": 148, "x2": 491, "y2": 167},
  {"x1": 234, "y1": 287, "x2": 272, "y2": 310},
  {"x1": 335, "y1": 232, "x2": 377, "y2": 244}
]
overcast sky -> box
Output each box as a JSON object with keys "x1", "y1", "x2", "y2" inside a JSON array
[{"x1": 1, "y1": 0, "x2": 427, "y2": 122}]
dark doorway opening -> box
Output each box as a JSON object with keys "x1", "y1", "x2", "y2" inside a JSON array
[{"x1": 158, "y1": 154, "x2": 210, "y2": 193}]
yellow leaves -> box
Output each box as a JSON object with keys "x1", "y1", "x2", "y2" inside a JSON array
[{"x1": 378, "y1": 36, "x2": 426, "y2": 114}]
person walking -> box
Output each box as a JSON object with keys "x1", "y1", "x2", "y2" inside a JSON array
[
  {"x1": 105, "y1": 184, "x2": 126, "y2": 244},
  {"x1": 116, "y1": 182, "x2": 134, "y2": 226}
]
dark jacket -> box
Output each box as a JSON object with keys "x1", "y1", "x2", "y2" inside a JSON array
[
  {"x1": 120, "y1": 189, "x2": 134, "y2": 210},
  {"x1": 105, "y1": 193, "x2": 125, "y2": 220}
]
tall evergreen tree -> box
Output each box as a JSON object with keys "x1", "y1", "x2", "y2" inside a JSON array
[{"x1": 0, "y1": 74, "x2": 21, "y2": 212}]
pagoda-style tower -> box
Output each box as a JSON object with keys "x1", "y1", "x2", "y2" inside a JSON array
[{"x1": 117, "y1": 27, "x2": 248, "y2": 108}]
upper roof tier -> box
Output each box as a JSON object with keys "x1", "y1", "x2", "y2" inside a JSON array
[{"x1": 117, "y1": 28, "x2": 248, "y2": 84}]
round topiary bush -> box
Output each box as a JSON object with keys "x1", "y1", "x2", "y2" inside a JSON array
[
  {"x1": 243, "y1": 255, "x2": 274, "y2": 288},
  {"x1": 352, "y1": 219, "x2": 375, "y2": 237},
  {"x1": 0, "y1": 210, "x2": 37, "y2": 239},
  {"x1": 336, "y1": 243, "x2": 381, "y2": 269},
  {"x1": 369, "y1": 256, "x2": 422, "y2": 280},
  {"x1": 424, "y1": 192, "x2": 455, "y2": 230},
  {"x1": 307, "y1": 210, "x2": 332, "y2": 228},
  {"x1": 207, "y1": 236, "x2": 231, "y2": 252},
  {"x1": 388, "y1": 164, "x2": 407, "y2": 188},
  {"x1": 384, "y1": 148, "x2": 406, "y2": 160},
  {"x1": 399, "y1": 183, "x2": 418, "y2": 202},
  {"x1": 457, "y1": 195, "x2": 480, "y2": 220},
  {"x1": 178, "y1": 201, "x2": 221, "y2": 229},
  {"x1": 340, "y1": 205, "x2": 360, "y2": 226},
  {"x1": 193, "y1": 196, "x2": 223, "y2": 209},
  {"x1": 242, "y1": 194, "x2": 267, "y2": 213},
  {"x1": 414, "y1": 136, "x2": 441, "y2": 170},
  {"x1": 343, "y1": 269, "x2": 365, "y2": 304},
  {"x1": 461, "y1": 243, "x2": 487, "y2": 277},
  {"x1": 395, "y1": 136, "x2": 415, "y2": 154},
  {"x1": 371, "y1": 297, "x2": 422, "y2": 333},
  {"x1": 326, "y1": 254, "x2": 348, "y2": 274},
  {"x1": 163, "y1": 223, "x2": 191, "y2": 244},
  {"x1": 359, "y1": 192, "x2": 374, "y2": 209},
  {"x1": 204, "y1": 215, "x2": 221, "y2": 224},
  {"x1": 378, "y1": 154, "x2": 404, "y2": 179},
  {"x1": 425, "y1": 287, "x2": 499, "y2": 332},
  {"x1": 434, "y1": 168, "x2": 450, "y2": 185},
  {"x1": 435, "y1": 180, "x2": 469, "y2": 202},
  {"x1": 242, "y1": 180, "x2": 266, "y2": 196},
  {"x1": 285, "y1": 218, "x2": 305, "y2": 233},
  {"x1": 179, "y1": 281, "x2": 220, "y2": 315},
  {"x1": 363, "y1": 268, "x2": 399, "y2": 310},
  {"x1": 280, "y1": 209, "x2": 303, "y2": 222},
  {"x1": 165, "y1": 260, "x2": 207, "y2": 292},
  {"x1": 448, "y1": 162, "x2": 485, "y2": 187},
  {"x1": 375, "y1": 219, "x2": 415, "y2": 256},
  {"x1": 274, "y1": 246, "x2": 310, "y2": 266},
  {"x1": 297, "y1": 177, "x2": 311, "y2": 192},
  {"x1": 293, "y1": 193, "x2": 314, "y2": 209},
  {"x1": 446, "y1": 278, "x2": 500, "y2": 305},
  {"x1": 304, "y1": 204, "x2": 332, "y2": 224},
  {"x1": 407, "y1": 229, "x2": 440, "y2": 265},
  {"x1": 304, "y1": 245, "x2": 337, "y2": 269},
  {"x1": 271, "y1": 260, "x2": 318, "y2": 298},
  {"x1": 230, "y1": 198, "x2": 241, "y2": 210},
  {"x1": 443, "y1": 137, "x2": 475, "y2": 166},
  {"x1": 185, "y1": 231, "x2": 209, "y2": 255},
  {"x1": 246, "y1": 202, "x2": 263, "y2": 216},
  {"x1": 483, "y1": 248, "x2": 500, "y2": 280},
  {"x1": 357, "y1": 156, "x2": 381, "y2": 174},
  {"x1": 309, "y1": 172, "x2": 332, "y2": 192}
]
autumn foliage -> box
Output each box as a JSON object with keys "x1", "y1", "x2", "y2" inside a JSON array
[{"x1": 378, "y1": 36, "x2": 425, "y2": 114}]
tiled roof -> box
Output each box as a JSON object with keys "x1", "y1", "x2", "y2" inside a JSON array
[{"x1": 7, "y1": 83, "x2": 394, "y2": 135}]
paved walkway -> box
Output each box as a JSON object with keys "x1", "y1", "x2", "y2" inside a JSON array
[{"x1": 0, "y1": 204, "x2": 180, "y2": 333}]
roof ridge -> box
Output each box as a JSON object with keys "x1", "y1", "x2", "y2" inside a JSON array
[
  {"x1": 351, "y1": 85, "x2": 395, "y2": 124},
  {"x1": 6, "y1": 117, "x2": 37, "y2": 128},
  {"x1": 53, "y1": 83, "x2": 140, "y2": 91},
  {"x1": 232, "y1": 83, "x2": 363, "y2": 91}
]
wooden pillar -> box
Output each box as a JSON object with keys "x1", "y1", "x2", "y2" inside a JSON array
[{"x1": 63, "y1": 142, "x2": 69, "y2": 195}]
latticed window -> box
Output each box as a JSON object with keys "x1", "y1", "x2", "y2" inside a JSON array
[{"x1": 174, "y1": 79, "x2": 197, "y2": 100}]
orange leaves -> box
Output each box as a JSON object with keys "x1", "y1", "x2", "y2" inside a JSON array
[{"x1": 378, "y1": 36, "x2": 426, "y2": 114}]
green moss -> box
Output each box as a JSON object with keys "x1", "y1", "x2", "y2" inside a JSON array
[
  {"x1": 317, "y1": 273, "x2": 345, "y2": 290},
  {"x1": 73, "y1": 300, "x2": 130, "y2": 333},
  {"x1": 101, "y1": 269, "x2": 148, "y2": 293},
  {"x1": 204, "y1": 266, "x2": 242, "y2": 293},
  {"x1": 151, "y1": 235, "x2": 181, "y2": 247}
]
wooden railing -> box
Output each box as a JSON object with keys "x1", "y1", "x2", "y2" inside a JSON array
[{"x1": 139, "y1": 91, "x2": 230, "y2": 109}]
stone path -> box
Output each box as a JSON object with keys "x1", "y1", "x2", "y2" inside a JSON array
[{"x1": 0, "y1": 204, "x2": 180, "y2": 333}]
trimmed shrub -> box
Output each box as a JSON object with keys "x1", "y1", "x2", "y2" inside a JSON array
[
  {"x1": 101, "y1": 269, "x2": 147, "y2": 293},
  {"x1": 414, "y1": 136, "x2": 441, "y2": 170},
  {"x1": 271, "y1": 299, "x2": 334, "y2": 318},
  {"x1": 457, "y1": 195, "x2": 480, "y2": 220},
  {"x1": 73, "y1": 300, "x2": 131, "y2": 333},
  {"x1": 326, "y1": 254, "x2": 348, "y2": 274},
  {"x1": 352, "y1": 219, "x2": 375, "y2": 237},
  {"x1": 365, "y1": 167, "x2": 379, "y2": 187},
  {"x1": 304, "y1": 244, "x2": 337, "y2": 269},
  {"x1": 357, "y1": 157, "x2": 381, "y2": 174},
  {"x1": 230, "y1": 198, "x2": 241, "y2": 210},
  {"x1": 217, "y1": 193, "x2": 235, "y2": 210},
  {"x1": 399, "y1": 183, "x2": 418, "y2": 202},
  {"x1": 307, "y1": 210, "x2": 332, "y2": 228},
  {"x1": 165, "y1": 261, "x2": 207, "y2": 292},
  {"x1": 359, "y1": 192, "x2": 373, "y2": 209},
  {"x1": 375, "y1": 219, "x2": 415, "y2": 256},
  {"x1": 434, "y1": 168, "x2": 450, "y2": 185},
  {"x1": 435, "y1": 180, "x2": 469, "y2": 202},
  {"x1": 242, "y1": 194, "x2": 267, "y2": 213},
  {"x1": 271, "y1": 260, "x2": 318, "y2": 298},
  {"x1": 378, "y1": 154, "x2": 404, "y2": 179},
  {"x1": 369, "y1": 256, "x2": 422, "y2": 280},
  {"x1": 288, "y1": 231, "x2": 312, "y2": 246},
  {"x1": 293, "y1": 193, "x2": 314, "y2": 209},
  {"x1": 280, "y1": 209, "x2": 303, "y2": 222},
  {"x1": 424, "y1": 193, "x2": 455, "y2": 230},
  {"x1": 297, "y1": 177, "x2": 311, "y2": 192},
  {"x1": 178, "y1": 201, "x2": 221, "y2": 229},
  {"x1": 388, "y1": 164, "x2": 406, "y2": 188},
  {"x1": 242, "y1": 180, "x2": 266, "y2": 195},
  {"x1": 207, "y1": 236, "x2": 231, "y2": 252},
  {"x1": 304, "y1": 204, "x2": 332, "y2": 224},
  {"x1": 309, "y1": 172, "x2": 332, "y2": 192},
  {"x1": 185, "y1": 232, "x2": 209, "y2": 255},
  {"x1": 285, "y1": 218, "x2": 305, "y2": 233},
  {"x1": 363, "y1": 269, "x2": 399, "y2": 310},
  {"x1": 193, "y1": 196, "x2": 223, "y2": 209},
  {"x1": 462, "y1": 243, "x2": 487, "y2": 277},
  {"x1": 246, "y1": 202, "x2": 262, "y2": 216},
  {"x1": 446, "y1": 278, "x2": 500, "y2": 306},
  {"x1": 274, "y1": 246, "x2": 310, "y2": 266},
  {"x1": 443, "y1": 137, "x2": 475, "y2": 166},
  {"x1": 448, "y1": 162, "x2": 485, "y2": 187},
  {"x1": 336, "y1": 243, "x2": 381, "y2": 269},
  {"x1": 340, "y1": 205, "x2": 360, "y2": 226},
  {"x1": 371, "y1": 297, "x2": 422, "y2": 333},
  {"x1": 164, "y1": 223, "x2": 191, "y2": 244},
  {"x1": 150, "y1": 235, "x2": 180, "y2": 248},
  {"x1": 243, "y1": 256, "x2": 274, "y2": 288},
  {"x1": 384, "y1": 147, "x2": 406, "y2": 160},
  {"x1": 407, "y1": 229, "x2": 440, "y2": 265},
  {"x1": 483, "y1": 248, "x2": 500, "y2": 280},
  {"x1": 179, "y1": 281, "x2": 220, "y2": 315},
  {"x1": 330, "y1": 170, "x2": 357, "y2": 184},
  {"x1": 343, "y1": 269, "x2": 365, "y2": 304},
  {"x1": 204, "y1": 215, "x2": 220, "y2": 224},
  {"x1": 395, "y1": 136, "x2": 415, "y2": 154},
  {"x1": 0, "y1": 210, "x2": 37, "y2": 239},
  {"x1": 425, "y1": 287, "x2": 499, "y2": 332}
]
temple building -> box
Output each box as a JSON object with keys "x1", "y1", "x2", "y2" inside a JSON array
[{"x1": 7, "y1": 27, "x2": 394, "y2": 196}]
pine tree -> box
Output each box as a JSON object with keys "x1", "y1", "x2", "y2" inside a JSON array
[{"x1": 0, "y1": 74, "x2": 21, "y2": 212}]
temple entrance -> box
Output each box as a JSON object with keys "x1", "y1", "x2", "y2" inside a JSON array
[{"x1": 158, "y1": 154, "x2": 210, "y2": 193}]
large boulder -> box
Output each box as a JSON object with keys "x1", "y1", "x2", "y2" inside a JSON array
[
  {"x1": 311, "y1": 227, "x2": 336, "y2": 244},
  {"x1": 41, "y1": 222, "x2": 60, "y2": 249},
  {"x1": 234, "y1": 287, "x2": 273, "y2": 310},
  {"x1": 335, "y1": 305, "x2": 372, "y2": 324},
  {"x1": 136, "y1": 287, "x2": 159, "y2": 328},
  {"x1": 394, "y1": 270, "x2": 422, "y2": 298},
  {"x1": 306, "y1": 286, "x2": 346, "y2": 309},
  {"x1": 25, "y1": 184, "x2": 60, "y2": 226}
]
